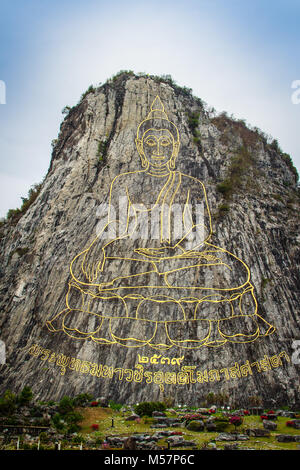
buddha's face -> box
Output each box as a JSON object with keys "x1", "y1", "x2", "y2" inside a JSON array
[{"x1": 141, "y1": 129, "x2": 176, "y2": 168}]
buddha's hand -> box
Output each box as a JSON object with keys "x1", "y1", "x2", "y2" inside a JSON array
[
  {"x1": 82, "y1": 244, "x2": 104, "y2": 282},
  {"x1": 134, "y1": 245, "x2": 185, "y2": 259}
]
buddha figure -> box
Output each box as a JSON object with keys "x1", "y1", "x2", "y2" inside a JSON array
[{"x1": 46, "y1": 96, "x2": 275, "y2": 350}]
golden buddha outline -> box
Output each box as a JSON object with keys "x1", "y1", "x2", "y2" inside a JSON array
[{"x1": 46, "y1": 96, "x2": 275, "y2": 351}]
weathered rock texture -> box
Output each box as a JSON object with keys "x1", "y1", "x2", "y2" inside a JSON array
[{"x1": 0, "y1": 72, "x2": 299, "y2": 407}]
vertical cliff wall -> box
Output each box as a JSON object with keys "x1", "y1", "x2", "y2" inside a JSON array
[{"x1": 0, "y1": 72, "x2": 299, "y2": 407}]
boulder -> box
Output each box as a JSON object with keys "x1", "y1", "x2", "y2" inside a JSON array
[
  {"x1": 224, "y1": 443, "x2": 238, "y2": 450},
  {"x1": 167, "y1": 409, "x2": 177, "y2": 415},
  {"x1": 246, "y1": 428, "x2": 270, "y2": 437},
  {"x1": 152, "y1": 411, "x2": 166, "y2": 417},
  {"x1": 216, "y1": 433, "x2": 236, "y2": 441},
  {"x1": 196, "y1": 408, "x2": 210, "y2": 415},
  {"x1": 263, "y1": 420, "x2": 277, "y2": 431},
  {"x1": 150, "y1": 424, "x2": 167, "y2": 429},
  {"x1": 166, "y1": 435, "x2": 184, "y2": 445},
  {"x1": 287, "y1": 419, "x2": 300, "y2": 429},
  {"x1": 123, "y1": 436, "x2": 137, "y2": 450},
  {"x1": 125, "y1": 413, "x2": 140, "y2": 421},
  {"x1": 96, "y1": 397, "x2": 109, "y2": 407},
  {"x1": 276, "y1": 435, "x2": 300, "y2": 443},
  {"x1": 278, "y1": 411, "x2": 295, "y2": 418},
  {"x1": 216, "y1": 433, "x2": 249, "y2": 441},
  {"x1": 206, "y1": 422, "x2": 217, "y2": 432},
  {"x1": 186, "y1": 420, "x2": 205, "y2": 432}
]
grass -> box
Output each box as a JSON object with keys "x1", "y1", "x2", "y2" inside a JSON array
[{"x1": 75, "y1": 407, "x2": 300, "y2": 451}]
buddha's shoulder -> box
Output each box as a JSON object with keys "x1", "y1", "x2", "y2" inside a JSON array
[
  {"x1": 110, "y1": 170, "x2": 145, "y2": 186},
  {"x1": 177, "y1": 171, "x2": 205, "y2": 189}
]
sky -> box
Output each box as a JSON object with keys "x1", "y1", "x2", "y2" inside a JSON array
[{"x1": 0, "y1": 0, "x2": 300, "y2": 217}]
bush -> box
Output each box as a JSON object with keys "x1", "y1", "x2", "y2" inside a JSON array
[
  {"x1": 90, "y1": 401, "x2": 99, "y2": 407},
  {"x1": 39, "y1": 432, "x2": 49, "y2": 443},
  {"x1": 229, "y1": 415, "x2": 243, "y2": 429},
  {"x1": 6, "y1": 183, "x2": 42, "y2": 223},
  {"x1": 0, "y1": 390, "x2": 17, "y2": 415},
  {"x1": 72, "y1": 434, "x2": 85, "y2": 444},
  {"x1": 215, "y1": 421, "x2": 229, "y2": 432},
  {"x1": 65, "y1": 411, "x2": 83, "y2": 425},
  {"x1": 52, "y1": 413, "x2": 65, "y2": 431},
  {"x1": 286, "y1": 420, "x2": 294, "y2": 427},
  {"x1": 73, "y1": 393, "x2": 93, "y2": 407},
  {"x1": 18, "y1": 386, "x2": 33, "y2": 406},
  {"x1": 108, "y1": 400, "x2": 123, "y2": 411},
  {"x1": 134, "y1": 401, "x2": 166, "y2": 417},
  {"x1": 186, "y1": 420, "x2": 205, "y2": 432},
  {"x1": 58, "y1": 396, "x2": 74, "y2": 415}
]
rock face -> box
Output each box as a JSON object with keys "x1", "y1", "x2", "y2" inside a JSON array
[{"x1": 0, "y1": 72, "x2": 299, "y2": 407}]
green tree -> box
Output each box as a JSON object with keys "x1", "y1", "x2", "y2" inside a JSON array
[
  {"x1": 0, "y1": 390, "x2": 17, "y2": 415},
  {"x1": 18, "y1": 386, "x2": 33, "y2": 406},
  {"x1": 58, "y1": 396, "x2": 74, "y2": 415}
]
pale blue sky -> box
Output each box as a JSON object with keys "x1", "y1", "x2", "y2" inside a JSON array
[{"x1": 0, "y1": 0, "x2": 299, "y2": 217}]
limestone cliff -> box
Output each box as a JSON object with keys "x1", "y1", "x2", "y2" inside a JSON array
[{"x1": 0, "y1": 72, "x2": 299, "y2": 407}]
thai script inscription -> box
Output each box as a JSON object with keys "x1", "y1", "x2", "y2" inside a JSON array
[{"x1": 27, "y1": 344, "x2": 290, "y2": 392}]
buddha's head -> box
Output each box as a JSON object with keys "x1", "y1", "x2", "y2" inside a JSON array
[{"x1": 135, "y1": 96, "x2": 180, "y2": 171}]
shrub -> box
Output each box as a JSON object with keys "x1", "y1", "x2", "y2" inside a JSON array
[
  {"x1": 18, "y1": 386, "x2": 33, "y2": 406},
  {"x1": 186, "y1": 420, "x2": 205, "y2": 432},
  {"x1": 80, "y1": 84, "x2": 95, "y2": 101},
  {"x1": 39, "y1": 432, "x2": 49, "y2": 443},
  {"x1": 72, "y1": 435, "x2": 86, "y2": 444},
  {"x1": 229, "y1": 415, "x2": 243, "y2": 429},
  {"x1": 97, "y1": 139, "x2": 109, "y2": 161},
  {"x1": 134, "y1": 401, "x2": 166, "y2": 417},
  {"x1": 215, "y1": 421, "x2": 229, "y2": 432},
  {"x1": 260, "y1": 411, "x2": 277, "y2": 421},
  {"x1": 65, "y1": 411, "x2": 83, "y2": 425},
  {"x1": 52, "y1": 413, "x2": 65, "y2": 431},
  {"x1": 286, "y1": 420, "x2": 294, "y2": 427},
  {"x1": 73, "y1": 393, "x2": 93, "y2": 407},
  {"x1": 0, "y1": 390, "x2": 17, "y2": 415},
  {"x1": 108, "y1": 400, "x2": 123, "y2": 411},
  {"x1": 6, "y1": 183, "x2": 42, "y2": 223},
  {"x1": 58, "y1": 396, "x2": 74, "y2": 415}
]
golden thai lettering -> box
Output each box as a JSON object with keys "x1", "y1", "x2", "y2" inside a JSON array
[
  {"x1": 240, "y1": 360, "x2": 253, "y2": 377},
  {"x1": 208, "y1": 369, "x2": 220, "y2": 382},
  {"x1": 27, "y1": 343, "x2": 291, "y2": 389},
  {"x1": 229, "y1": 363, "x2": 241, "y2": 379},
  {"x1": 150, "y1": 354, "x2": 162, "y2": 364},
  {"x1": 56, "y1": 353, "x2": 70, "y2": 376},
  {"x1": 114, "y1": 368, "x2": 124, "y2": 381},
  {"x1": 80, "y1": 361, "x2": 91, "y2": 374},
  {"x1": 181, "y1": 366, "x2": 197, "y2": 383},
  {"x1": 133, "y1": 364, "x2": 144, "y2": 383},
  {"x1": 40, "y1": 349, "x2": 51, "y2": 361},
  {"x1": 89, "y1": 363, "x2": 103, "y2": 377}
]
